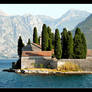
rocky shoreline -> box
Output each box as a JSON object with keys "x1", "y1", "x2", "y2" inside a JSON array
[{"x1": 3, "y1": 68, "x2": 92, "y2": 75}]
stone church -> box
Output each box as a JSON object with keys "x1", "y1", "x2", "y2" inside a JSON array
[{"x1": 21, "y1": 37, "x2": 54, "y2": 69}]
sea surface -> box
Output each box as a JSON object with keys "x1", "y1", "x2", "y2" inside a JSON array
[{"x1": 0, "y1": 59, "x2": 92, "y2": 88}]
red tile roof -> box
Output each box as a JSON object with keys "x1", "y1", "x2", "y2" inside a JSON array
[{"x1": 22, "y1": 50, "x2": 54, "y2": 57}]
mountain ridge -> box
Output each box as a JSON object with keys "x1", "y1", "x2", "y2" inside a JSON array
[
  {"x1": 0, "y1": 9, "x2": 90, "y2": 58},
  {"x1": 72, "y1": 14, "x2": 92, "y2": 49}
]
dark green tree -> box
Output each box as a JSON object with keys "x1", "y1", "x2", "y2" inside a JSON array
[
  {"x1": 47, "y1": 26, "x2": 52, "y2": 39},
  {"x1": 27, "y1": 38, "x2": 31, "y2": 45},
  {"x1": 51, "y1": 33, "x2": 55, "y2": 49},
  {"x1": 42, "y1": 24, "x2": 48, "y2": 51},
  {"x1": 47, "y1": 26, "x2": 52, "y2": 51},
  {"x1": 48, "y1": 38, "x2": 52, "y2": 51},
  {"x1": 17, "y1": 36, "x2": 24, "y2": 69},
  {"x1": 61, "y1": 28, "x2": 68, "y2": 58},
  {"x1": 54, "y1": 29, "x2": 62, "y2": 59},
  {"x1": 33, "y1": 27, "x2": 38, "y2": 44},
  {"x1": 17, "y1": 36, "x2": 24, "y2": 59},
  {"x1": 66, "y1": 31, "x2": 73, "y2": 58},
  {"x1": 81, "y1": 32, "x2": 87, "y2": 58},
  {"x1": 38, "y1": 36, "x2": 40, "y2": 45},
  {"x1": 73, "y1": 28, "x2": 83, "y2": 59}
]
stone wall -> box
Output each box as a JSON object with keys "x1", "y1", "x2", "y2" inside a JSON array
[
  {"x1": 21, "y1": 56, "x2": 92, "y2": 71},
  {"x1": 21, "y1": 56, "x2": 52, "y2": 69},
  {"x1": 57, "y1": 57, "x2": 92, "y2": 71}
]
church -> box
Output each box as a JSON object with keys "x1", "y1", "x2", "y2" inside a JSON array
[{"x1": 21, "y1": 37, "x2": 54, "y2": 69}]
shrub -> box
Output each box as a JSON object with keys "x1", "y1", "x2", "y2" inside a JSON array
[
  {"x1": 40, "y1": 64, "x2": 44, "y2": 68},
  {"x1": 57, "y1": 62, "x2": 81, "y2": 72}
]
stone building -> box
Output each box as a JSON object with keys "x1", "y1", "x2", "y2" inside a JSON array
[
  {"x1": 21, "y1": 51, "x2": 54, "y2": 69},
  {"x1": 21, "y1": 43, "x2": 54, "y2": 69}
]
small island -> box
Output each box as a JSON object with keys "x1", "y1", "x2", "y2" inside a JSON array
[{"x1": 3, "y1": 24, "x2": 92, "y2": 75}]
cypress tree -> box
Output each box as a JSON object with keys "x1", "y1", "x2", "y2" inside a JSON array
[
  {"x1": 66, "y1": 31, "x2": 73, "y2": 58},
  {"x1": 61, "y1": 28, "x2": 68, "y2": 58},
  {"x1": 81, "y1": 33, "x2": 87, "y2": 58},
  {"x1": 33, "y1": 27, "x2": 38, "y2": 44},
  {"x1": 48, "y1": 38, "x2": 52, "y2": 51},
  {"x1": 47, "y1": 26, "x2": 52, "y2": 51},
  {"x1": 73, "y1": 28, "x2": 83, "y2": 59},
  {"x1": 54, "y1": 29, "x2": 62, "y2": 59},
  {"x1": 42, "y1": 24, "x2": 48, "y2": 51},
  {"x1": 47, "y1": 26, "x2": 52, "y2": 39},
  {"x1": 17, "y1": 36, "x2": 24, "y2": 69},
  {"x1": 51, "y1": 33, "x2": 55, "y2": 49},
  {"x1": 17, "y1": 36, "x2": 24, "y2": 59},
  {"x1": 27, "y1": 38, "x2": 31, "y2": 45},
  {"x1": 38, "y1": 36, "x2": 40, "y2": 45}
]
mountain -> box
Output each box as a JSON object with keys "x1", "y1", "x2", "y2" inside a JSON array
[
  {"x1": 0, "y1": 9, "x2": 90, "y2": 58},
  {"x1": 72, "y1": 14, "x2": 92, "y2": 49},
  {"x1": 0, "y1": 9, "x2": 8, "y2": 16},
  {"x1": 54, "y1": 9, "x2": 90, "y2": 32}
]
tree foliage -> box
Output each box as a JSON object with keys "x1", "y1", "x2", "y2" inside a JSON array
[
  {"x1": 42, "y1": 24, "x2": 49, "y2": 51},
  {"x1": 73, "y1": 27, "x2": 86, "y2": 59},
  {"x1": 66, "y1": 31, "x2": 73, "y2": 58},
  {"x1": 81, "y1": 32, "x2": 87, "y2": 58},
  {"x1": 27, "y1": 38, "x2": 31, "y2": 45},
  {"x1": 17, "y1": 36, "x2": 24, "y2": 59},
  {"x1": 33, "y1": 27, "x2": 38, "y2": 44},
  {"x1": 54, "y1": 29, "x2": 62, "y2": 59},
  {"x1": 47, "y1": 26, "x2": 52, "y2": 51},
  {"x1": 61, "y1": 28, "x2": 68, "y2": 58}
]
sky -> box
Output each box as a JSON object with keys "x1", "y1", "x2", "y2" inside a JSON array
[{"x1": 0, "y1": 4, "x2": 92, "y2": 18}]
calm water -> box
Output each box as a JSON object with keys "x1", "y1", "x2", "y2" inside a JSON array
[{"x1": 0, "y1": 59, "x2": 92, "y2": 88}]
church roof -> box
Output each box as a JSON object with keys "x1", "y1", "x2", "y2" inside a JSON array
[{"x1": 22, "y1": 43, "x2": 41, "y2": 51}]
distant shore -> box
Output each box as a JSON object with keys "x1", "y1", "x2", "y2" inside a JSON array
[{"x1": 3, "y1": 68, "x2": 92, "y2": 75}]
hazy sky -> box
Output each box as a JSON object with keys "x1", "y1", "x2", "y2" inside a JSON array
[{"x1": 0, "y1": 4, "x2": 92, "y2": 18}]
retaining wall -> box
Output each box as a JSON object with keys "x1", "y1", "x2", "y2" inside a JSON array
[
  {"x1": 57, "y1": 57, "x2": 92, "y2": 71},
  {"x1": 21, "y1": 56, "x2": 52, "y2": 69},
  {"x1": 21, "y1": 56, "x2": 92, "y2": 71}
]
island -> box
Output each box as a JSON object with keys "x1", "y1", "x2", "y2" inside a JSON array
[{"x1": 3, "y1": 24, "x2": 92, "y2": 75}]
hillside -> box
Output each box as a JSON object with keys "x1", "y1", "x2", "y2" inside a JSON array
[
  {"x1": 0, "y1": 9, "x2": 90, "y2": 58},
  {"x1": 72, "y1": 14, "x2": 92, "y2": 49}
]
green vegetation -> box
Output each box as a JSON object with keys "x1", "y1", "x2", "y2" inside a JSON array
[
  {"x1": 17, "y1": 24, "x2": 87, "y2": 61},
  {"x1": 33, "y1": 27, "x2": 38, "y2": 44},
  {"x1": 40, "y1": 64, "x2": 44, "y2": 68},
  {"x1": 81, "y1": 33, "x2": 87, "y2": 58},
  {"x1": 51, "y1": 33, "x2": 55, "y2": 49},
  {"x1": 73, "y1": 28, "x2": 87, "y2": 59},
  {"x1": 38, "y1": 36, "x2": 40, "y2": 45},
  {"x1": 27, "y1": 38, "x2": 31, "y2": 45},
  {"x1": 48, "y1": 38, "x2": 52, "y2": 51},
  {"x1": 42, "y1": 24, "x2": 49, "y2": 51},
  {"x1": 61, "y1": 28, "x2": 68, "y2": 58},
  {"x1": 17, "y1": 36, "x2": 24, "y2": 69},
  {"x1": 17, "y1": 36, "x2": 24, "y2": 59},
  {"x1": 54, "y1": 29, "x2": 62, "y2": 59},
  {"x1": 61, "y1": 28, "x2": 73, "y2": 59},
  {"x1": 47, "y1": 26, "x2": 52, "y2": 51},
  {"x1": 67, "y1": 31, "x2": 73, "y2": 58}
]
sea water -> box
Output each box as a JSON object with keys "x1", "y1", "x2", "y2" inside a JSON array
[{"x1": 0, "y1": 59, "x2": 92, "y2": 88}]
